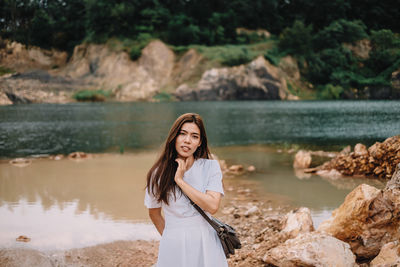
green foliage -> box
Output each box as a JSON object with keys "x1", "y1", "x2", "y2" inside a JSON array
[
  {"x1": 0, "y1": 66, "x2": 15, "y2": 76},
  {"x1": 279, "y1": 20, "x2": 313, "y2": 56},
  {"x1": 153, "y1": 91, "x2": 175, "y2": 102},
  {"x1": 264, "y1": 47, "x2": 287, "y2": 66},
  {"x1": 313, "y1": 19, "x2": 367, "y2": 49},
  {"x1": 73, "y1": 89, "x2": 112, "y2": 102},
  {"x1": 192, "y1": 44, "x2": 263, "y2": 66},
  {"x1": 318, "y1": 84, "x2": 344, "y2": 99},
  {"x1": 220, "y1": 47, "x2": 253, "y2": 66}
]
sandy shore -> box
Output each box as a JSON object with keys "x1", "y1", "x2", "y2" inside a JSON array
[{"x1": 0, "y1": 169, "x2": 294, "y2": 267}]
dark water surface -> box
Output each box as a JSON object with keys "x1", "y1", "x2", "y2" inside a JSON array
[{"x1": 1, "y1": 100, "x2": 400, "y2": 158}]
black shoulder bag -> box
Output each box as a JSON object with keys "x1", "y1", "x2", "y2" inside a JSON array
[{"x1": 186, "y1": 196, "x2": 241, "y2": 258}]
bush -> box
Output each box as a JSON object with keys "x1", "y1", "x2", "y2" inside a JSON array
[
  {"x1": 313, "y1": 19, "x2": 367, "y2": 49},
  {"x1": 318, "y1": 84, "x2": 344, "y2": 99},
  {"x1": 220, "y1": 47, "x2": 253, "y2": 66},
  {"x1": 153, "y1": 91, "x2": 175, "y2": 102},
  {"x1": 264, "y1": 47, "x2": 287, "y2": 66},
  {"x1": 73, "y1": 89, "x2": 112, "y2": 102},
  {"x1": 279, "y1": 20, "x2": 313, "y2": 56}
]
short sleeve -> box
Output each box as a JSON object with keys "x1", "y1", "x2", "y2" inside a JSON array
[
  {"x1": 144, "y1": 187, "x2": 162, "y2": 208},
  {"x1": 205, "y1": 160, "x2": 224, "y2": 196}
]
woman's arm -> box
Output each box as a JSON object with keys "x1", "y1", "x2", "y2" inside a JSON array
[
  {"x1": 175, "y1": 159, "x2": 222, "y2": 215},
  {"x1": 148, "y1": 208, "x2": 165, "y2": 235}
]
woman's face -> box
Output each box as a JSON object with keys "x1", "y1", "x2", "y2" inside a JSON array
[{"x1": 175, "y1": 122, "x2": 201, "y2": 159}]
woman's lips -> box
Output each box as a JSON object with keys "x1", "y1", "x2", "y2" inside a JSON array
[{"x1": 181, "y1": 146, "x2": 190, "y2": 152}]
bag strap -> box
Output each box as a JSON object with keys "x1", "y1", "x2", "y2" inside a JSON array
[{"x1": 184, "y1": 194, "x2": 222, "y2": 233}]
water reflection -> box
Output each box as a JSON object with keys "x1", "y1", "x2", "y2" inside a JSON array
[
  {"x1": 0, "y1": 200, "x2": 159, "y2": 251},
  {"x1": 0, "y1": 152, "x2": 160, "y2": 250}
]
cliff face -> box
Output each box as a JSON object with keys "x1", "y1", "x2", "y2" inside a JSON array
[{"x1": 0, "y1": 39, "x2": 298, "y2": 104}]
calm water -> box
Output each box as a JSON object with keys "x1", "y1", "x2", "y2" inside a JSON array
[
  {"x1": 1, "y1": 101, "x2": 400, "y2": 158},
  {"x1": 0, "y1": 101, "x2": 398, "y2": 251}
]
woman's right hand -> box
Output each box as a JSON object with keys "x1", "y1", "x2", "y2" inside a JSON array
[{"x1": 174, "y1": 158, "x2": 187, "y2": 183}]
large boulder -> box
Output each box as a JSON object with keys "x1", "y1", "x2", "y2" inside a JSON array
[
  {"x1": 64, "y1": 40, "x2": 175, "y2": 101},
  {"x1": 175, "y1": 56, "x2": 294, "y2": 101},
  {"x1": 263, "y1": 232, "x2": 357, "y2": 267},
  {"x1": 318, "y1": 164, "x2": 400, "y2": 261}
]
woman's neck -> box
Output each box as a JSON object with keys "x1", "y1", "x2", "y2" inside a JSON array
[{"x1": 178, "y1": 155, "x2": 195, "y2": 171}]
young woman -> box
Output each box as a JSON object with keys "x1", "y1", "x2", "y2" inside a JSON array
[{"x1": 144, "y1": 113, "x2": 228, "y2": 267}]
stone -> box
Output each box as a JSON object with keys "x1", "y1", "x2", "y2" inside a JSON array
[
  {"x1": 228, "y1": 165, "x2": 244, "y2": 174},
  {"x1": 244, "y1": 206, "x2": 259, "y2": 217},
  {"x1": 370, "y1": 241, "x2": 400, "y2": 266},
  {"x1": 263, "y1": 232, "x2": 357, "y2": 266},
  {"x1": 282, "y1": 207, "x2": 314, "y2": 239},
  {"x1": 354, "y1": 143, "x2": 368, "y2": 156},
  {"x1": 9, "y1": 158, "x2": 32, "y2": 167},
  {"x1": 318, "y1": 165, "x2": 400, "y2": 261},
  {"x1": 174, "y1": 56, "x2": 294, "y2": 101},
  {"x1": 293, "y1": 150, "x2": 312, "y2": 169},
  {"x1": 247, "y1": 165, "x2": 256, "y2": 172},
  {"x1": 318, "y1": 135, "x2": 400, "y2": 179}
]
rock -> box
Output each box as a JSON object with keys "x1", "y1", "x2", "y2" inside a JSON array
[
  {"x1": 9, "y1": 158, "x2": 32, "y2": 167},
  {"x1": 340, "y1": 145, "x2": 352, "y2": 155},
  {"x1": 244, "y1": 206, "x2": 259, "y2": 217},
  {"x1": 282, "y1": 207, "x2": 314, "y2": 239},
  {"x1": 68, "y1": 152, "x2": 89, "y2": 161},
  {"x1": 228, "y1": 165, "x2": 244, "y2": 174},
  {"x1": 0, "y1": 91, "x2": 12, "y2": 105},
  {"x1": 0, "y1": 40, "x2": 67, "y2": 71},
  {"x1": 318, "y1": 135, "x2": 400, "y2": 179},
  {"x1": 174, "y1": 56, "x2": 294, "y2": 101},
  {"x1": 278, "y1": 56, "x2": 300, "y2": 80},
  {"x1": 247, "y1": 165, "x2": 256, "y2": 172},
  {"x1": 16, "y1": 235, "x2": 31, "y2": 242},
  {"x1": 263, "y1": 232, "x2": 357, "y2": 266},
  {"x1": 318, "y1": 165, "x2": 400, "y2": 261},
  {"x1": 354, "y1": 143, "x2": 368, "y2": 156},
  {"x1": 370, "y1": 241, "x2": 400, "y2": 266},
  {"x1": 343, "y1": 39, "x2": 371, "y2": 60},
  {"x1": 293, "y1": 150, "x2": 312, "y2": 169}
]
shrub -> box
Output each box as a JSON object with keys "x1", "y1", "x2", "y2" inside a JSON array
[
  {"x1": 318, "y1": 84, "x2": 344, "y2": 99},
  {"x1": 279, "y1": 20, "x2": 313, "y2": 56},
  {"x1": 313, "y1": 19, "x2": 368, "y2": 49},
  {"x1": 220, "y1": 47, "x2": 253, "y2": 66},
  {"x1": 153, "y1": 91, "x2": 174, "y2": 102},
  {"x1": 73, "y1": 89, "x2": 112, "y2": 102}
]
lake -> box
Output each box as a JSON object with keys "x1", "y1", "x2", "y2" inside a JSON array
[{"x1": 0, "y1": 100, "x2": 398, "y2": 251}]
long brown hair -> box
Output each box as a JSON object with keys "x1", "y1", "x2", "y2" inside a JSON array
[{"x1": 146, "y1": 113, "x2": 211, "y2": 205}]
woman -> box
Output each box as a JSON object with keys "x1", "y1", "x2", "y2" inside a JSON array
[{"x1": 144, "y1": 113, "x2": 228, "y2": 267}]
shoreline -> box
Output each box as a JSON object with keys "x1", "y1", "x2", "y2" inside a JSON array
[{"x1": 0, "y1": 163, "x2": 295, "y2": 266}]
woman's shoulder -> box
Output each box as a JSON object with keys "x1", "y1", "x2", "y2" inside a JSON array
[{"x1": 196, "y1": 158, "x2": 220, "y2": 169}]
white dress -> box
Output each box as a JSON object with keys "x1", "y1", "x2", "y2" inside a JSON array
[{"x1": 144, "y1": 159, "x2": 228, "y2": 267}]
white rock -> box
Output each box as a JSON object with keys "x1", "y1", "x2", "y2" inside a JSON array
[{"x1": 263, "y1": 232, "x2": 357, "y2": 267}]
